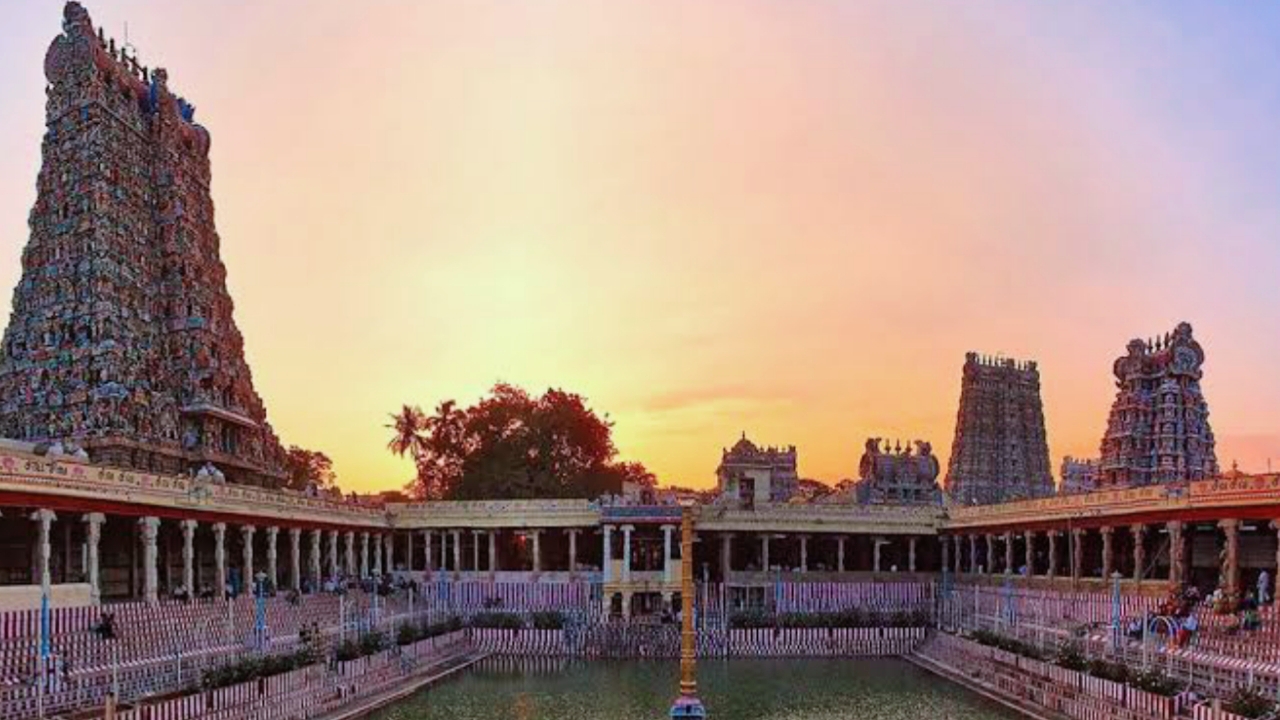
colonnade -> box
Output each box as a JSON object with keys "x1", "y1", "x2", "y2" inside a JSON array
[{"x1": 942, "y1": 517, "x2": 1280, "y2": 598}]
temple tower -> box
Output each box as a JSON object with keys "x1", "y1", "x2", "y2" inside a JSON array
[
  {"x1": 1097, "y1": 322, "x2": 1216, "y2": 488},
  {"x1": 0, "y1": 3, "x2": 286, "y2": 485},
  {"x1": 944, "y1": 353, "x2": 1054, "y2": 505}
]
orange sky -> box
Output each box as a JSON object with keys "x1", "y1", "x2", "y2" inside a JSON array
[{"x1": 2, "y1": 2, "x2": 1279, "y2": 492}]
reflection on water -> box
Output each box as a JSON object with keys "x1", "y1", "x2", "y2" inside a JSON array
[{"x1": 367, "y1": 656, "x2": 1022, "y2": 720}]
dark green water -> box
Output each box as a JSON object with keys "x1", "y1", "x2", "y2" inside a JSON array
[{"x1": 367, "y1": 657, "x2": 1022, "y2": 719}]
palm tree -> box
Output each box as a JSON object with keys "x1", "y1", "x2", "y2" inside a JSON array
[{"x1": 387, "y1": 404, "x2": 428, "y2": 463}]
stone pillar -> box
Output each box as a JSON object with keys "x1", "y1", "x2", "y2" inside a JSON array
[
  {"x1": 717, "y1": 532, "x2": 730, "y2": 580},
  {"x1": 424, "y1": 531, "x2": 434, "y2": 578},
  {"x1": 873, "y1": 537, "x2": 883, "y2": 573},
  {"x1": 308, "y1": 529, "x2": 322, "y2": 589},
  {"x1": 531, "y1": 530, "x2": 542, "y2": 573},
  {"x1": 242, "y1": 525, "x2": 256, "y2": 592},
  {"x1": 472, "y1": 531, "x2": 482, "y2": 572},
  {"x1": 969, "y1": 534, "x2": 979, "y2": 574},
  {"x1": 451, "y1": 530, "x2": 462, "y2": 576},
  {"x1": 373, "y1": 533, "x2": 384, "y2": 575},
  {"x1": 1070, "y1": 527, "x2": 1084, "y2": 581},
  {"x1": 214, "y1": 522, "x2": 228, "y2": 598},
  {"x1": 266, "y1": 526, "x2": 279, "y2": 590},
  {"x1": 837, "y1": 536, "x2": 846, "y2": 573},
  {"x1": 84, "y1": 513, "x2": 105, "y2": 604},
  {"x1": 985, "y1": 534, "x2": 995, "y2": 575},
  {"x1": 180, "y1": 519, "x2": 197, "y2": 596},
  {"x1": 342, "y1": 531, "x2": 354, "y2": 578},
  {"x1": 908, "y1": 536, "x2": 918, "y2": 573},
  {"x1": 488, "y1": 531, "x2": 498, "y2": 575},
  {"x1": 566, "y1": 529, "x2": 578, "y2": 575},
  {"x1": 360, "y1": 532, "x2": 370, "y2": 578},
  {"x1": 602, "y1": 525, "x2": 614, "y2": 582},
  {"x1": 953, "y1": 536, "x2": 962, "y2": 575},
  {"x1": 1219, "y1": 518, "x2": 1240, "y2": 597},
  {"x1": 662, "y1": 525, "x2": 675, "y2": 581},
  {"x1": 289, "y1": 527, "x2": 302, "y2": 591},
  {"x1": 622, "y1": 526, "x2": 634, "y2": 581},
  {"x1": 1131, "y1": 524, "x2": 1146, "y2": 582},
  {"x1": 405, "y1": 531, "x2": 414, "y2": 573},
  {"x1": 328, "y1": 529, "x2": 340, "y2": 579},
  {"x1": 385, "y1": 533, "x2": 395, "y2": 573},
  {"x1": 941, "y1": 535, "x2": 951, "y2": 574},
  {"x1": 1047, "y1": 530, "x2": 1060, "y2": 580},
  {"x1": 31, "y1": 509, "x2": 56, "y2": 595},
  {"x1": 1003, "y1": 531, "x2": 1014, "y2": 576},
  {"x1": 1100, "y1": 526, "x2": 1114, "y2": 579},
  {"x1": 1024, "y1": 531, "x2": 1035, "y2": 576},
  {"x1": 139, "y1": 516, "x2": 160, "y2": 604},
  {"x1": 799, "y1": 535, "x2": 809, "y2": 573},
  {"x1": 1165, "y1": 520, "x2": 1184, "y2": 585},
  {"x1": 761, "y1": 535, "x2": 771, "y2": 572}
]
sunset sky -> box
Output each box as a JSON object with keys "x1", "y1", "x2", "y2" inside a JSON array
[{"x1": 1, "y1": 2, "x2": 1279, "y2": 493}]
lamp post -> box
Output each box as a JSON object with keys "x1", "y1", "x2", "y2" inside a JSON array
[{"x1": 670, "y1": 498, "x2": 706, "y2": 719}]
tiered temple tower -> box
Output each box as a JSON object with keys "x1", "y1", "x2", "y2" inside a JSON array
[
  {"x1": 715, "y1": 434, "x2": 799, "y2": 507},
  {"x1": 1059, "y1": 456, "x2": 1100, "y2": 495},
  {"x1": 1097, "y1": 322, "x2": 1217, "y2": 488},
  {"x1": 944, "y1": 353, "x2": 1054, "y2": 505},
  {"x1": 0, "y1": 3, "x2": 286, "y2": 485},
  {"x1": 854, "y1": 438, "x2": 942, "y2": 505}
]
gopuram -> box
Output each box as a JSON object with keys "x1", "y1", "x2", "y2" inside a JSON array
[
  {"x1": 0, "y1": 5, "x2": 1277, "y2": 720},
  {"x1": 0, "y1": 2, "x2": 286, "y2": 486},
  {"x1": 943, "y1": 353, "x2": 1054, "y2": 505},
  {"x1": 1097, "y1": 322, "x2": 1218, "y2": 488}
]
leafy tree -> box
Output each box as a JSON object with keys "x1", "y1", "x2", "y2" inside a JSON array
[
  {"x1": 283, "y1": 445, "x2": 336, "y2": 492},
  {"x1": 391, "y1": 384, "x2": 656, "y2": 500}
]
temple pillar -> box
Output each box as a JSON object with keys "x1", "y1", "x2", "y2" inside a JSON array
[
  {"x1": 941, "y1": 535, "x2": 951, "y2": 574},
  {"x1": 908, "y1": 536, "x2": 918, "y2": 573},
  {"x1": 373, "y1": 532, "x2": 384, "y2": 575},
  {"x1": 985, "y1": 533, "x2": 995, "y2": 575},
  {"x1": 1003, "y1": 531, "x2": 1014, "y2": 575},
  {"x1": 84, "y1": 513, "x2": 105, "y2": 604},
  {"x1": 488, "y1": 531, "x2": 498, "y2": 575},
  {"x1": 471, "y1": 531, "x2": 482, "y2": 572},
  {"x1": 214, "y1": 522, "x2": 228, "y2": 598},
  {"x1": 180, "y1": 519, "x2": 197, "y2": 597},
  {"x1": 1100, "y1": 526, "x2": 1114, "y2": 579},
  {"x1": 342, "y1": 531, "x2": 354, "y2": 578},
  {"x1": 718, "y1": 532, "x2": 731, "y2": 579},
  {"x1": 139, "y1": 516, "x2": 160, "y2": 604},
  {"x1": 531, "y1": 530, "x2": 542, "y2": 573},
  {"x1": 621, "y1": 526, "x2": 634, "y2": 581},
  {"x1": 360, "y1": 532, "x2": 370, "y2": 578},
  {"x1": 451, "y1": 530, "x2": 462, "y2": 576},
  {"x1": 968, "y1": 534, "x2": 979, "y2": 574},
  {"x1": 567, "y1": 529, "x2": 579, "y2": 575},
  {"x1": 1167, "y1": 520, "x2": 1185, "y2": 586},
  {"x1": 31, "y1": 509, "x2": 56, "y2": 595},
  {"x1": 799, "y1": 535, "x2": 809, "y2": 573},
  {"x1": 761, "y1": 535, "x2": 771, "y2": 571},
  {"x1": 242, "y1": 525, "x2": 256, "y2": 592},
  {"x1": 423, "y1": 531, "x2": 434, "y2": 579},
  {"x1": 662, "y1": 525, "x2": 675, "y2": 581},
  {"x1": 385, "y1": 533, "x2": 395, "y2": 573},
  {"x1": 602, "y1": 525, "x2": 614, "y2": 582},
  {"x1": 1047, "y1": 530, "x2": 1059, "y2": 580},
  {"x1": 405, "y1": 531, "x2": 414, "y2": 573},
  {"x1": 328, "y1": 529, "x2": 340, "y2": 579},
  {"x1": 308, "y1": 529, "x2": 321, "y2": 590},
  {"x1": 837, "y1": 536, "x2": 846, "y2": 573},
  {"x1": 1070, "y1": 527, "x2": 1084, "y2": 581},
  {"x1": 289, "y1": 527, "x2": 302, "y2": 591},
  {"x1": 1131, "y1": 524, "x2": 1146, "y2": 582},
  {"x1": 873, "y1": 537, "x2": 883, "y2": 573},
  {"x1": 1024, "y1": 531, "x2": 1035, "y2": 576},
  {"x1": 953, "y1": 536, "x2": 962, "y2": 575},
  {"x1": 266, "y1": 526, "x2": 279, "y2": 590},
  {"x1": 1219, "y1": 518, "x2": 1240, "y2": 597}
]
